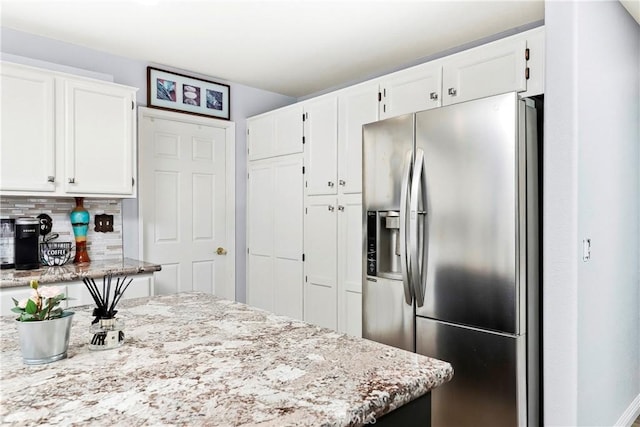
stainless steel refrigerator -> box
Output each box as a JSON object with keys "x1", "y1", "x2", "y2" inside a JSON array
[{"x1": 362, "y1": 92, "x2": 539, "y2": 427}]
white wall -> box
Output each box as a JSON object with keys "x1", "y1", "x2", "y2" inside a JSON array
[
  {"x1": 0, "y1": 27, "x2": 296, "y2": 303},
  {"x1": 544, "y1": 2, "x2": 640, "y2": 425}
]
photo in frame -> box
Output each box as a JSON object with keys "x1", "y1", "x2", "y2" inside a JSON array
[{"x1": 147, "y1": 67, "x2": 230, "y2": 120}]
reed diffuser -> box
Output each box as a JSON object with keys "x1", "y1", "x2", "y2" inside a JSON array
[{"x1": 82, "y1": 273, "x2": 133, "y2": 350}]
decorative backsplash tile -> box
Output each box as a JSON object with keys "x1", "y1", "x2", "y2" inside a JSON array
[{"x1": 0, "y1": 197, "x2": 123, "y2": 261}]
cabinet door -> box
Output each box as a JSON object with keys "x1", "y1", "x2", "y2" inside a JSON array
[
  {"x1": 247, "y1": 155, "x2": 303, "y2": 318},
  {"x1": 0, "y1": 63, "x2": 56, "y2": 193},
  {"x1": 337, "y1": 194, "x2": 363, "y2": 337},
  {"x1": 247, "y1": 114, "x2": 275, "y2": 161},
  {"x1": 62, "y1": 78, "x2": 136, "y2": 195},
  {"x1": 304, "y1": 196, "x2": 337, "y2": 329},
  {"x1": 442, "y1": 37, "x2": 527, "y2": 106},
  {"x1": 379, "y1": 62, "x2": 442, "y2": 120},
  {"x1": 304, "y1": 97, "x2": 338, "y2": 196},
  {"x1": 338, "y1": 83, "x2": 379, "y2": 195},
  {"x1": 274, "y1": 104, "x2": 304, "y2": 157},
  {"x1": 273, "y1": 156, "x2": 304, "y2": 320},
  {"x1": 247, "y1": 160, "x2": 275, "y2": 312}
]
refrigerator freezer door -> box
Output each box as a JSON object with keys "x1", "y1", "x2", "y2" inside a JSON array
[
  {"x1": 363, "y1": 276, "x2": 415, "y2": 352},
  {"x1": 416, "y1": 316, "x2": 526, "y2": 427},
  {"x1": 415, "y1": 92, "x2": 519, "y2": 334}
]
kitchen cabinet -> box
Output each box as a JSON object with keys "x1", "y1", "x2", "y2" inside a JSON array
[
  {"x1": 247, "y1": 103, "x2": 303, "y2": 161},
  {"x1": 0, "y1": 63, "x2": 56, "y2": 193},
  {"x1": 0, "y1": 273, "x2": 154, "y2": 316},
  {"x1": 61, "y1": 78, "x2": 136, "y2": 196},
  {"x1": 247, "y1": 154, "x2": 303, "y2": 320},
  {"x1": 304, "y1": 196, "x2": 337, "y2": 330},
  {"x1": 303, "y1": 96, "x2": 338, "y2": 196},
  {"x1": 0, "y1": 61, "x2": 138, "y2": 198},
  {"x1": 379, "y1": 61, "x2": 442, "y2": 120},
  {"x1": 337, "y1": 82, "x2": 379, "y2": 195}
]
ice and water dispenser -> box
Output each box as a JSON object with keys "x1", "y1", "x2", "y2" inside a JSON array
[{"x1": 367, "y1": 210, "x2": 402, "y2": 279}]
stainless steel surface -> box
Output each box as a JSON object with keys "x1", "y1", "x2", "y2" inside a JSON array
[
  {"x1": 415, "y1": 92, "x2": 518, "y2": 334},
  {"x1": 400, "y1": 150, "x2": 413, "y2": 305},
  {"x1": 430, "y1": 92, "x2": 438, "y2": 101},
  {"x1": 416, "y1": 317, "x2": 525, "y2": 427},
  {"x1": 363, "y1": 276, "x2": 414, "y2": 352},
  {"x1": 447, "y1": 88, "x2": 457, "y2": 96},
  {"x1": 409, "y1": 148, "x2": 428, "y2": 307}
]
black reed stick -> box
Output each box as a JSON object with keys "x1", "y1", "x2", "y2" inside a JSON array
[{"x1": 82, "y1": 273, "x2": 132, "y2": 324}]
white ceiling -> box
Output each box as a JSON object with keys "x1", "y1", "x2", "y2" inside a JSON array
[{"x1": 0, "y1": 1, "x2": 550, "y2": 97}]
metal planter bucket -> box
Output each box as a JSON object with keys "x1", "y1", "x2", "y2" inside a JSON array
[{"x1": 15, "y1": 312, "x2": 74, "y2": 365}]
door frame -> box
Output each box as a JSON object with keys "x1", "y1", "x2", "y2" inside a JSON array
[{"x1": 137, "y1": 106, "x2": 236, "y2": 300}]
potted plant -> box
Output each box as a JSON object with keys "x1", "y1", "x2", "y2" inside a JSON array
[{"x1": 12, "y1": 280, "x2": 74, "y2": 365}]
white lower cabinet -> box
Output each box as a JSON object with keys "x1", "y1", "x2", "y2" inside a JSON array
[
  {"x1": 0, "y1": 273, "x2": 154, "y2": 316},
  {"x1": 247, "y1": 154, "x2": 304, "y2": 319},
  {"x1": 304, "y1": 193, "x2": 362, "y2": 336}
]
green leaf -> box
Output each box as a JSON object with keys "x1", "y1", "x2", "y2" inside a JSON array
[
  {"x1": 11, "y1": 297, "x2": 19, "y2": 306},
  {"x1": 11, "y1": 307, "x2": 24, "y2": 314},
  {"x1": 25, "y1": 299, "x2": 37, "y2": 315},
  {"x1": 19, "y1": 313, "x2": 36, "y2": 321}
]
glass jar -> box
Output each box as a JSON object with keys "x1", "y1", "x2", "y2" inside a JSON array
[{"x1": 88, "y1": 318, "x2": 125, "y2": 350}]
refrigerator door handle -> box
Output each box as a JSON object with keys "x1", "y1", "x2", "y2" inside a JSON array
[
  {"x1": 410, "y1": 148, "x2": 428, "y2": 307},
  {"x1": 399, "y1": 150, "x2": 413, "y2": 305}
]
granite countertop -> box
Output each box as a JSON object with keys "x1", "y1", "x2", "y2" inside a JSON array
[
  {"x1": 0, "y1": 293, "x2": 453, "y2": 426},
  {"x1": 0, "y1": 258, "x2": 162, "y2": 289}
]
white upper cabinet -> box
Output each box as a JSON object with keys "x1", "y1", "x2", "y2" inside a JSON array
[
  {"x1": 304, "y1": 96, "x2": 338, "y2": 196},
  {"x1": 337, "y1": 83, "x2": 379, "y2": 195},
  {"x1": 1, "y1": 63, "x2": 56, "y2": 193},
  {"x1": 442, "y1": 36, "x2": 527, "y2": 106},
  {"x1": 247, "y1": 103, "x2": 303, "y2": 161},
  {"x1": 61, "y1": 78, "x2": 136, "y2": 196},
  {"x1": 0, "y1": 61, "x2": 138, "y2": 198},
  {"x1": 379, "y1": 61, "x2": 442, "y2": 120}
]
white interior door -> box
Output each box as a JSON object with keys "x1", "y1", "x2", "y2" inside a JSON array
[{"x1": 139, "y1": 108, "x2": 235, "y2": 300}]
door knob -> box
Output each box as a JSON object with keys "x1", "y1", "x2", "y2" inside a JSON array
[{"x1": 216, "y1": 247, "x2": 227, "y2": 255}]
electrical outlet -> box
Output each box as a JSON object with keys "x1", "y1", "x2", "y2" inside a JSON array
[{"x1": 94, "y1": 214, "x2": 114, "y2": 233}]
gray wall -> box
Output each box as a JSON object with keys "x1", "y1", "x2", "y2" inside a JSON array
[
  {"x1": 0, "y1": 27, "x2": 296, "y2": 303},
  {"x1": 544, "y1": 2, "x2": 640, "y2": 425}
]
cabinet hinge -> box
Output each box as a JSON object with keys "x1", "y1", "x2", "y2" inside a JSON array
[
  {"x1": 131, "y1": 100, "x2": 134, "y2": 110},
  {"x1": 247, "y1": 248, "x2": 249, "y2": 254},
  {"x1": 378, "y1": 92, "x2": 382, "y2": 102},
  {"x1": 247, "y1": 128, "x2": 250, "y2": 135},
  {"x1": 525, "y1": 48, "x2": 530, "y2": 61},
  {"x1": 302, "y1": 253, "x2": 305, "y2": 262},
  {"x1": 132, "y1": 177, "x2": 135, "y2": 186},
  {"x1": 302, "y1": 136, "x2": 306, "y2": 145},
  {"x1": 302, "y1": 113, "x2": 306, "y2": 122},
  {"x1": 247, "y1": 173, "x2": 250, "y2": 179},
  {"x1": 525, "y1": 67, "x2": 530, "y2": 80},
  {"x1": 305, "y1": 275, "x2": 308, "y2": 283},
  {"x1": 302, "y1": 166, "x2": 305, "y2": 174},
  {"x1": 305, "y1": 207, "x2": 308, "y2": 214}
]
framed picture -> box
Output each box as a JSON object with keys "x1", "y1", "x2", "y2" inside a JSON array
[{"x1": 147, "y1": 66, "x2": 230, "y2": 120}]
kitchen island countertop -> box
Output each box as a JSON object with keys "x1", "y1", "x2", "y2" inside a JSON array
[
  {"x1": 0, "y1": 258, "x2": 161, "y2": 289},
  {"x1": 0, "y1": 292, "x2": 453, "y2": 426}
]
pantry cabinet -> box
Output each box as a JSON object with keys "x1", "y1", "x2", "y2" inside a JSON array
[
  {"x1": 303, "y1": 96, "x2": 338, "y2": 196},
  {"x1": 247, "y1": 154, "x2": 304, "y2": 320},
  {"x1": 379, "y1": 61, "x2": 442, "y2": 120},
  {"x1": 0, "y1": 61, "x2": 138, "y2": 198},
  {"x1": 247, "y1": 103, "x2": 303, "y2": 161},
  {"x1": 0, "y1": 63, "x2": 56, "y2": 193}
]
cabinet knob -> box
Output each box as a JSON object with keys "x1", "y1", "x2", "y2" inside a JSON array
[
  {"x1": 430, "y1": 92, "x2": 438, "y2": 101},
  {"x1": 327, "y1": 181, "x2": 334, "y2": 187},
  {"x1": 338, "y1": 205, "x2": 345, "y2": 212},
  {"x1": 47, "y1": 176, "x2": 55, "y2": 183},
  {"x1": 328, "y1": 205, "x2": 335, "y2": 212},
  {"x1": 338, "y1": 179, "x2": 346, "y2": 186},
  {"x1": 68, "y1": 178, "x2": 75, "y2": 184},
  {"x1": 448, "y1": 88, "x2": 457, "y2": 96}
]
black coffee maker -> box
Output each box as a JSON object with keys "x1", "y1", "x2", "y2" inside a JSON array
[{"x1": 14, "y1": 217, "x2": 40, "y2": 270}]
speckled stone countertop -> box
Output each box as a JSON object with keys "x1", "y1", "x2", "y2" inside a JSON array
[
  {"x1": 0, "y1": 293, "x2": 453, "y2": 426},
  {"x1": 0, "y1": 258, "x2": 161, "y2": 288}
]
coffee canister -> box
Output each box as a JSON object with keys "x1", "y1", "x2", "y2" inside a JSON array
[
  {"x1": 14, "y1": 217, "x2": 40, "y2": 270},
  {"x1": 0, "y1": 218, "x2": 15, "y2": 269}
]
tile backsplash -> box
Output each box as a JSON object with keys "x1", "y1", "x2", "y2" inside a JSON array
[{"x1": 0, "y1": 196, "x2": 123, "y2": 261}]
